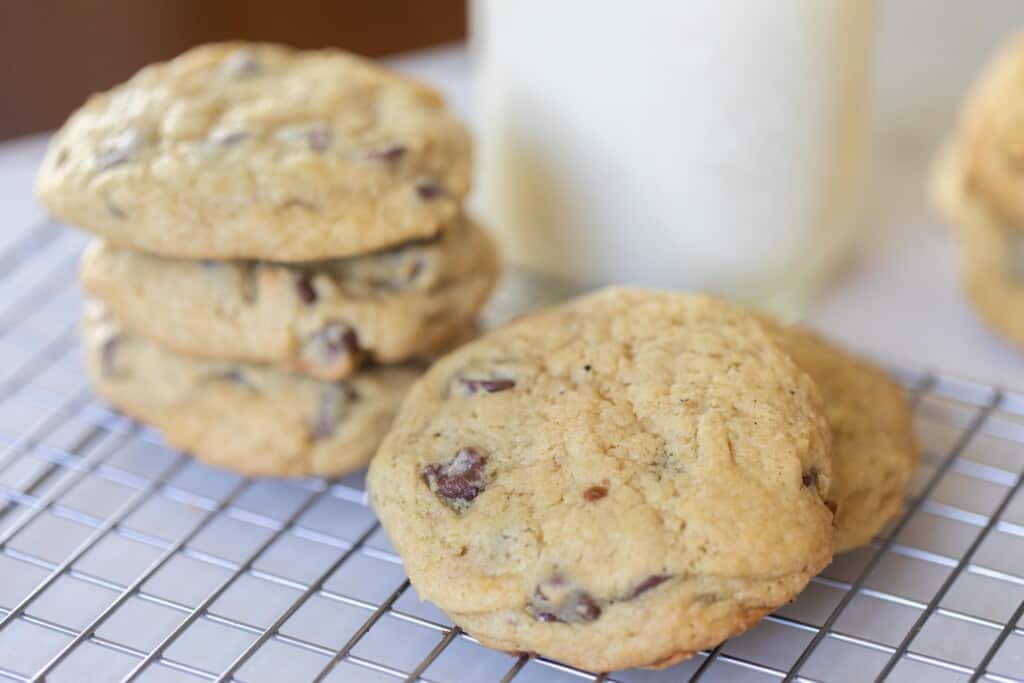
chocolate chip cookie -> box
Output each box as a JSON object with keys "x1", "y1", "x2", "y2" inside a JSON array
[
  {"x1": 931, "y1": 127, "x2": 1024, "y2": 349},
  {"x1": 367, "y1": 287, "x2": 834, "y2": 671},
  {"x1": 84, "y1": 301, "x2": 420, "y2": 477},
  {"x1": 81, "y1": 215, "x2": 498, "y2": 380},
  {"x1": 769, "y1": 323, "x2": 920, "y2": 552},
  {"x1": 956, "y1": 32, "x2": 1024, "y2": 226},
  {"x1": 37, "y1": 42, "x2": 471, "y2": 261}
]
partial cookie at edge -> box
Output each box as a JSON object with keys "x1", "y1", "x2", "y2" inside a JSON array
[
  {"x1": 960, "y1": 31, "x2": 1024, "y2": 226},
  {"x1": 928, "y1": 135, "x2": 1024, "y2": 349}
]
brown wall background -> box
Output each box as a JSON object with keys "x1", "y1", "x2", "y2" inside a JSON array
[{"x1": 0, "y1": 0, "x2": 466, "y2": 141}]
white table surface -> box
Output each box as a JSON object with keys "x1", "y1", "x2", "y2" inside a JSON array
[{"x1": 5, "y1": 2, "x2": 1024, "y2": 391}]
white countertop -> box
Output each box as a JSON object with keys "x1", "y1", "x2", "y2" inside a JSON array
[{"x1": 6, "y1": 2, "x2": 1024, "y2": 391}]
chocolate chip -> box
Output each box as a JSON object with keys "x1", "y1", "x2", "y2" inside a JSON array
[
  {"x1": 627, "y1": 574, "x2": 671, "y2": 600},
  {"x1": 94, "y1": 128, "x2": 144, "y2": 171},
  {"x1": 313, "y1": 384, "x2": 356, "y2": 439},
  {"x1": 221, "y1": 48, "x2": 262, "y2": 77},
  {"x1": 303, "y1": 322, "x2": 359, "y2": 369},
  {"x1": 415, "y1": 179, "x2": 446, "y2": 200},
  {"x1": 379, "y1": 249, "x2": 436, "y2": 290},
  {"x1": 454, "y1": 378, "x2": 516, "y2": 396},
  {"x1": 295, "y1": 272, "x2": 318, "y2": 304},
  {"x1": 365, "y1": 143, "x2": 407, "y2": 162},
  {"x1": 528, "y1": 576, "x2": 602, "y2": 623},
  {"x1": 421, "y1": 447, "x2": 487, "y2": 510},
  {"x1": 583, "y1": 364, "x2": 592, "y2": 372},
  {"x1": 802, "y1": 468, "x2": 819, "y2": 489},
  {"x1": 406, "y1": 257, "x2": 425, "y2": 283},
  {"x1": 583, "y1": 485, "x2": 607, "y2": 502}
]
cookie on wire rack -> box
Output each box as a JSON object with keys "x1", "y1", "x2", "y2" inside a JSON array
[{"x1": 368, "y1": 287, "x2": 834, "y2": 671}]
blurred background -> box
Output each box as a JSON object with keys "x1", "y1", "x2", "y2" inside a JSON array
[
  {"x1": 0, "y1": 0, "x2": 465, "y2": 140},
  {"x1": 5, "y1": 0, "x2": 1024, "y2": 387}
]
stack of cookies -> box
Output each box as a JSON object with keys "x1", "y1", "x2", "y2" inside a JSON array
[
  {"x1": 36, "y1": 43, "x2": 498, "y2": 477},
  {"x1": 368, "y1": 288, "x2": 919, "y2": 672},
  {"x1": 932, "y1": 32, "x2": 1024, "y2": 349}
]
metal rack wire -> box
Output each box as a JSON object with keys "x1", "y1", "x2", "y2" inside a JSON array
[{"x1": 0, "y1": 220, "x2": 1021, "y2": 682}]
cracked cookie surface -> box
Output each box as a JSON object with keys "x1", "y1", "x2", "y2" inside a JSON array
[
  {"x1": 367, "y1": 287, "x2": 834, "y2": 671},
  {"x1": 931, "y1": 134, "x2": 1024, "y2": 349},
  {"x1": 81, "y1": 215, "x2": 498, "y2": 380},
  {"x1": 37, "y1": 42, "x2": 471, "y2": 261},
  {"x1": 83, "y1": 301, "x2": 420, "y2": 477}
]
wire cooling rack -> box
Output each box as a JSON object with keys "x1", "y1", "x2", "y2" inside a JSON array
[{"x1": 0, "y1": 221, "x2": 1022, "y2": 683}]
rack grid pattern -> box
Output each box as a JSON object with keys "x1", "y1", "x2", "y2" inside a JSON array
[{"x1": 0, "y1": 220, "x2": 1022, "y2": 683}]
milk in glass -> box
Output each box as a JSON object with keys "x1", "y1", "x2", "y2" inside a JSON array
[{"x1": 471, "y1": 0, "x2": 873, "y2": 313}]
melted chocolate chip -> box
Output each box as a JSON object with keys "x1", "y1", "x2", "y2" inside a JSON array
[
  {"x1": 365, "y1": 143, "x2": 407, "y2": 162},
  {"x1": 95, "y1": 129, "x2": 144, "y2": 171},
  {"x1": 303, "y1": 323, "x2": 359, "y2": 369},
  {"x1": 421, "y1": 447, "x2": 487, "y2": 509},
  {"x1": 528, "y1": 576, "x2": 602, "y2": 623},
  {"x1": 295, "y1": 272, "x2": 318, "y2": 304},
  {"x1": 455, "y1": 378, "x2": 516, "y2": 396},
  {"x1": 802, "y1": 468, "x2": 819, "y2": 489},
  {"x1": 313, "y1": 384, "x2": 356, "y2": 439},
  {"x1": 627, "y1": 574, "x2": 671, "y2": 600},
  {"x1": 406, "y1": 257, "x2": 425, "y2": 283},
  {"x1": 415, "y1": 180, "x2": 446, "y2": 200},
  {"x1": 583, "y1": 485, "x2": 607, "y2": 502}
]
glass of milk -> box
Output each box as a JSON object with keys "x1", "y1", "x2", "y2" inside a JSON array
[{"x1": 471, "y1": 0, "x2": 874, "y2": 315}]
